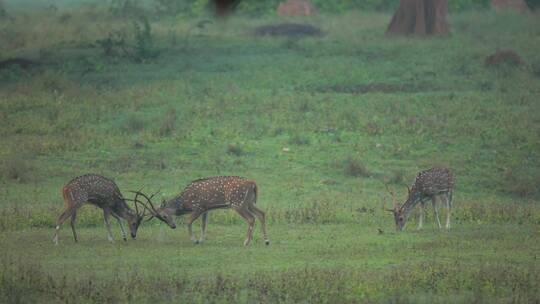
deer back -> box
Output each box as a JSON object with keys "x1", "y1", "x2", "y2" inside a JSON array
[
  {"x1": 410, "y1": 167, "x2": 455, "y2": 198},
  {"x1": 63, "y1": 174, "x2": 125, "y2": 208},
  {"x1": 177, "y1": 176, "x2": 256, "y2": 211}
]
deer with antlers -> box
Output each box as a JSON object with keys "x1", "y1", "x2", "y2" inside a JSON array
[
  {"x1": 386, "y1": 167, "x2": 455, "y2": 231},
  {"x1": 52, "y1": 174, "x2": 146, "y2": 245},
  {"x1": 137, "y1": 176, "x2": 269, "y2": 246}
]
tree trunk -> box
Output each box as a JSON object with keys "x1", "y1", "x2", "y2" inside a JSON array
[{"x1": 386, "y1": 0, "x2": 450, "y2": 36}]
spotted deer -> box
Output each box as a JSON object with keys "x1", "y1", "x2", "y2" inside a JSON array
[
  {"x1": 139, "y1": 176, "x2": 269, "y2": 246},
  {"x1": 52, "y1": 174, "x2": 145, "y2": 245},
  {"x1": 386, "y1": 167, "x2": 455, "y2": 231}
]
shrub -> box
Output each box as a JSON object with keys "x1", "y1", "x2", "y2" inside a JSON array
[
  {"x1": 110, "y1": 0, "x2": 147, "y2": 18},
  {"x1": 122, "y1": 115, "x2": 145, "y2": 133},
  {"x1": 159, "y1": 108, "x2": 177, "y2": 136},
  {"x1": 133, "y1": 17, "x2": 160, "y2": 62},
  {"x1": 386, "y1": 169, "x2": 406, "y2": 185},
  {"x1": 343, "y1": 157, "x2": 371, "y2": 178},
  {"x1": 289, "y1": 134, "x2": 310, "y2": 145},
  {"x1": 504, "y1": 164, "x2": 540, "y2": 197},
  {"x1": 0, "y1": 154, "x2": 34, "y2": 183},
  {"x1": 226, "y1": 144, "x2": 244, "y2": 156}
]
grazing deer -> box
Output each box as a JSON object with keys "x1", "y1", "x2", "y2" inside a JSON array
[
  {"x1": 139, "y1": 176, "x2": 269, "y2": 246},
  {"x1": 52, "y1": 174, "x2": 145, "y2": 245},
  {"x1": 386, "y1": 167, "x2": 455, "y2": 231}
]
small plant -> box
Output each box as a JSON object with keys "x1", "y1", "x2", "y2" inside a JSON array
[
  {"x1": 133, "y1": 17, "x2": 159, "y2": 62},
  {"x1": 226, "y1": 143, "x2": 244, "y2": 156},
  {"x1": 122, "y1": 115, "x2": 145, "y2": 133},
  {"x1": 386, "y1": 169, "x2": 406, "y2": 185},
  {"x1": 504, "y1": 164, "x2": 540, "y2": 197},
  {"x1": 154, "y1": 0, "x2": 191, "y2": 16},
  {"x1": 343, "y1": 157, "x2": 371, "y2": 178},
  {"x1": 365, "y1": 121, "x2": 381, "y2": 136},
  {"x1": 95, "y1": 30, "x2": 130, "y2": 58},
  {"x1": 110, "y1": 0, "x2": 146, "y2": 18},
  {"x1": 0, "y1": 154, "x2": 34, "y2": 183},
  {"x1": 159, "y1": 108, "x2": 177, "y2": 136},
  {"x1": 289, "y1": 134, "x2": 310, "y2": 145}
]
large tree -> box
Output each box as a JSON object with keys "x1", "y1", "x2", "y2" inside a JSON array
[{"x1": 386, "y1": 0, "x2": 450, "y2": 36}]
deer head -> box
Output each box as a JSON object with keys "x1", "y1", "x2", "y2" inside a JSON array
[
  {"x1": 124, "y1": 194, "x2": 147, "y2": 239},
  {"x1": 384, "y1": 184, "x2": 406, "y2": 231},
  {"x1": 132, "y1": 190, "x2": 177, "y2": 229}
]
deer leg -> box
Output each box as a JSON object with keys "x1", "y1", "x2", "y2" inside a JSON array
[
  {"x1": 115, "y1": 216, "x2": 128, "y2": 242},
  {"x1": 70, "y1": 211, "x2": 78, "y2": 242},
  {"x1": 110, "y1": 213, "x2": 127, "y2": 241},
  {"x1": 235, "y1": 207, "x2": 256, "y2": 246},
  {"x1": 53, "y1": 206, "x2": 77, "y2": 245},
  {"x1": 445, "y1": 191, "x2": 453, "y2": 229},
  {"x1": 431, "y1": 197, "x2": 442, "y2": 229},
  {"x1": 417, "y1": 200, "x2": 426, "y2": 230},
  {"x1": 187, "y1": 211, "x2": 204, "y2": 244},
  {"x1": 249, "y1": 205, "x2": 269, "y2": 245},
  {"x1": 103, "y1": 209, "x2": 115, "y2": 243},
  {"x1": 118, "y1": 219, "x2": 127, "y2": 241},
  {"x1": 199, "y1": 212, "x2": 208, "y2": 244}
]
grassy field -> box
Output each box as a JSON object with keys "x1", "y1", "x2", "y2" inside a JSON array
[{"x1": 1, "y1": 4, "x2": 540, "y2": 303}]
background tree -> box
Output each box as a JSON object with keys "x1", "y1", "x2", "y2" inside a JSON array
[{"x1": 386, "y1": 0, "x2": 450, "y2": 36}]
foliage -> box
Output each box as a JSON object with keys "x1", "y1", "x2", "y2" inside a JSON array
[
  {"x1": 109, "y1": 0, "x2": 147, "y2": 18},
  {"x1": 133, "y1": 17, "x2": 160, "y2": 62},
  {"x1": 0, "y1": 154, "x2": 35, "y2": 183},
  {"x1": 0, "y1": 8, "x2": 539, "y2": 303}
]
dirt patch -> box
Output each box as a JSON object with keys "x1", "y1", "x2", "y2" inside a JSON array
[
  {"x1": 254, "y1": 23, "x2": 323, "y2": 38},
  {"x1": 306, "y1": 82, "x2": 436, "y2": 94},
  {"x1": 485, "y1": 50, "x2": 525, "y2": 67},
  {"x1": 0, "y1": 58, "x2": 40, "y2": 71}
]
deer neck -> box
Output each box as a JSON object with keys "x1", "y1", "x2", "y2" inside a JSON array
[
  {"x1": 114, "y1": 200, "x2": 136, "y2": 220},
  {"x1": 400, "y1": 191, "x2": 422, "y2": 219},
  {"x1": 166, "y1": 197, "x2": 189, "y2": 215}
]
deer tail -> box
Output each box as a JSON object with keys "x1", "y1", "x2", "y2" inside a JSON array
[{"x1": 62, "y1": 186, "x2": 74, "y2": 207}]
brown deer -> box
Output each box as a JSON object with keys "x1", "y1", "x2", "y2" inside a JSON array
[
  {"x1": 138, "y1": 176, "x2": 269, "y2": 246},
  {"x1": 386, "y1": 167, "x2": 455, "y2": 231},
  {"x1": 52, "y1": 174, "x2": 145, "y2": 245}
]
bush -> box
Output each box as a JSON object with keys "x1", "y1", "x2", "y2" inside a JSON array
[
  {"x1": 158, "y1": 108, "x2": 177, "y2": 136},
  {"x1": 122, "y1": 115, "x2": 145, "y2": 133},
  {"x1": 226, "y1": 143, "x2": 244, "y2": 156},
  {"x1": 343, "y1": 157, "x2": 371, "y2": 178},
  {"x1": 0, "y1": 154, "x2": 34, "y2": 183},
  {"x1": 133, "y1": 17, "x2": 160, "y2": 62},
  {"x1": 110, "y1": 0, "x2": 147, "y2": 18},
  {"x1": 504, "y1": 164, "x2": 540, "y2": 197}
]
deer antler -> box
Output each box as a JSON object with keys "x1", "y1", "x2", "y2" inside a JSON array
[
  {"x1": 129, "y1": 189, "x2": 164, "y2": 221},
  {"x1": 383, "y1": 183, "x2": 400, "y2": 212}
]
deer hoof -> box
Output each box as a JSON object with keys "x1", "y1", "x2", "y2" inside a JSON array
[
  {"x1": 194, "y1": 240, "x2": 200, "y2": 244},
  {"x1": 265, "y1": 240, "x2": 270, "y2": 246},
  {"x1": 123, "y1": 237, "x2": 127, "y2": 242}
]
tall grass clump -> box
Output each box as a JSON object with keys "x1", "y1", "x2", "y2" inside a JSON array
[
  {"x1": 342, "y1": 157, "x2": 372, "y2": 178},
  {"x1": 0, "y1": 154, "x2": 35, "y2": 183}
]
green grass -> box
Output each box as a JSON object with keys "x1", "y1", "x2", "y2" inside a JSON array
[{"x1": 0, "y1": 6, "x2": 540, "y2": 303}]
